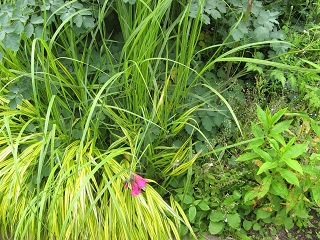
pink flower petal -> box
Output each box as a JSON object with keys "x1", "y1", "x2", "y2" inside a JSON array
[
  {"x1": 134, "y1": 174, "x2": 148, "y2": 189},
  {"x1": 130, "y1": 182, "x2": 142, "y2": 196}
]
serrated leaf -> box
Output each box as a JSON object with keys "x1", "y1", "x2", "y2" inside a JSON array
[
  {"x1": 270, "y1": 70, "x2": 286, "y2": 87},
  {"x1": 237, "y1": 152, "x2": 259, "y2": 162},
  {"x1": 270, "y1": 120, "x2": 292, "y2": 135},
  {"x1": 209, "y1": 210, "x2": 225, "y2": 222},
  {"x1": 282, "y1": 143, "x2": 308, "y2": 159},
  {"x1": 209, "y1": 221, "x2": 224, "y2": 234},
  {"x1": 4, "y1": 33, "x2": 20, "y2": 51},
  {"x1": 24, "y1": 23, "x2": 34, "y2": 38},
  {"x1": 278, "y1": 168, "x2": 300, "y2": 187},
  {"x1": 254, "y1": 26, "x2": 270, "y2": 41},
  {"x1": 188, "y1": 206, "x2": 197, "y2": 222},
  {"x1": 30, "y1": 14, "x2": 44, "y2": 24},
  {"x1": 198, "y1": 201, "x2": 210, "y2": 211},
  {"x1": 257, "y1": 162, "x2": 278, "y2": 175},
  {"x1": 226, "y1": 213, "x2": 241, "y2": 229},
  {"x1": 272, "y1": 180, "x2": 288, "y2": 199},
  {"x1": 282, "y1": 159, "x2": 303, "y2": 174}
]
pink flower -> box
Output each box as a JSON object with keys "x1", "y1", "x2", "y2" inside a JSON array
[
  {"x1": 124, "y1": 173, "x2": 148, "y2": 196},
  {"x1": 133, "y1": 173, "x2": 147, "y2": 189},
  {"x1": 130, "y1": 181, "x2": 142, "y2": 196}
]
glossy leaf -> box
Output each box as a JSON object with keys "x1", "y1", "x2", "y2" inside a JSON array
[
  {"x1": 257, "y1": 162, "x2": 278, "y2": 175},
  {"x1": 282, "y1": 159, "x2": 303, "y2": 174},
  {"x1": 278, "y1": 168, "x2": 300, "y2": 187}
]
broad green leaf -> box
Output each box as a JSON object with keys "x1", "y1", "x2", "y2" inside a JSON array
[
  {"x1": 237, "y1": 152, "x2": 259, "y2": 162},
  {"x1": 213, "y1": 113, "x2": 224, "y2": 127},
  {"x1": 282, "y1": 159, "x2": 303, "y2": 174},
  {"x1": 244, "y1": 189, "x2": 259, "y2": 202},
  {"x1": 284, "y1": 217, "x2": 294, "y2": 230},
  {"x1": 253, "y1": 222, "x2": 261, "y2": 231},
  {"x1": 257, "y1": 162, "x2": 278, "y2": 175},
  {"x1": 232, "y1": 28, "x2": 244, "y2": 41},
  {"x1": 258, "y1": 175, "x2": 272, "y2": 198},
  {"x1": 183, "y1": 195, "x2": 194, "y2": 205},
  {"x1": 198, "y1": 201, "x2": 210, "y2": 211},
  {"x1": 209, "y1": 221, "x2": 224, "y2": 235},
  {"x1": 4, "y1": 33, "x2": 20, "y2": 51},
  {"x1": 188, "y1": 206, "x2": 196, "y2": 222},
  {"x1": 253, "y1": 148, "x2": 272, "y2": 162},
  {"x1": 13, "y1": 21, "x2": 24, "y2": 34},
  {"x1": 202, "y1": 115, "x2": 213, "y2": 131},
  {"x1": 226, "y1": 213, "x2": 241, "y2": 229},
  {"x1": 278, "y1": 168, "x2": 300, "y2": 187},
  {"x1": 256, "y1": 208, "x2": 272, "y2": 220},
  {"x1": 311, "y1": 187, "x2": 320, "y2": 206},
  {"x1": 270, "y1": 108, "x2": 287, "y2": 125},
  {"x1": 0, "y1": 31, "x2": 4, "y2": 41},
  {"x1": 209, "y1": 210, "x2": 225, "y2": 222},
  {"x1": 271, "y1": 180, "x2": 288, "y2": 199},
  {"x1": 282, "y1": 143, "x2": 308, "y2": 159},
  {"x1": 270, "y1": 120, "x2": 292, "y2": 135},
  {"x1": 243, "y1": 220, "x2": 252, "y2": 231}
]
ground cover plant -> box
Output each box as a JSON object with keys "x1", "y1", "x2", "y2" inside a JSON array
[{"x1": 0, "y1": 0, "x2": 320, "y2": 239}]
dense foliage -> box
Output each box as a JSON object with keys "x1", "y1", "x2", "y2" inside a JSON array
[{"x1": 0, "y1": 0, "x2": 319, "y2": 239}]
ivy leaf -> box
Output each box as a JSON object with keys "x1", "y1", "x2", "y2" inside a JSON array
[
  {"x1": 254, "y1": 26, "x2": 270, "y2": 41},
  {"x1": 30, "y1": 14, "x2": 44, "y2": 24},
  {"x1": 25, "y1": 23, "x2": 34, "y2": 38},
  {"x1": 83, "y1": 16, "x2": 95, "y2": 29},
  {"x1": 4, "y1": 33, "x2": 20, "y2": 51},
  {"x1": 209, "y1": 221, "x2": 224, "y2": 234},
  {"x1": 226, "y1": 213, "x2": 241, "y2": 229}
]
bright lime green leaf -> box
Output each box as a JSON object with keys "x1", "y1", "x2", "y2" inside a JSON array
[
  {"x1": 282, "y1": 143, "x2": 308, "y2": 159},
  {"x1": 256, "y1": 105, "x2": 267, "y2": 125},
  {"x1": 237, "y1": 152, "x2": 259, "y2": 162},
  {"x1": 226, "y1": 213, "x2": 241, "y2": 229},
  {"x1": 270, "y1": 108, "x2": 287, "y2": 125},
  {"x1": 268, "y1": 138, "x2": 279, "y2": 151},
  {"x1": 253, "y1": 148, "x2": 272, "y2": 162},
  {"x1": 282, "y1": 159, "x2": 303, "y2": 174},
  {"x1": 252, "y1": 122, "x2": 264, "y2": 138},
  {"x1": 311, "y1": 187, "x2": 320, "y2": 206},
  {"x1": 278, "y1": 168, "x2": 300, "y2": 187},
  {"x1": 209, "y1": 221, "x2": 224, "y2": 235},
  {"x1": 270, "y1": 120, "x2": 292, "y2": 135},
  {"x1": 257, "y1": 162, "x2": 278, "y2": 175}
]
